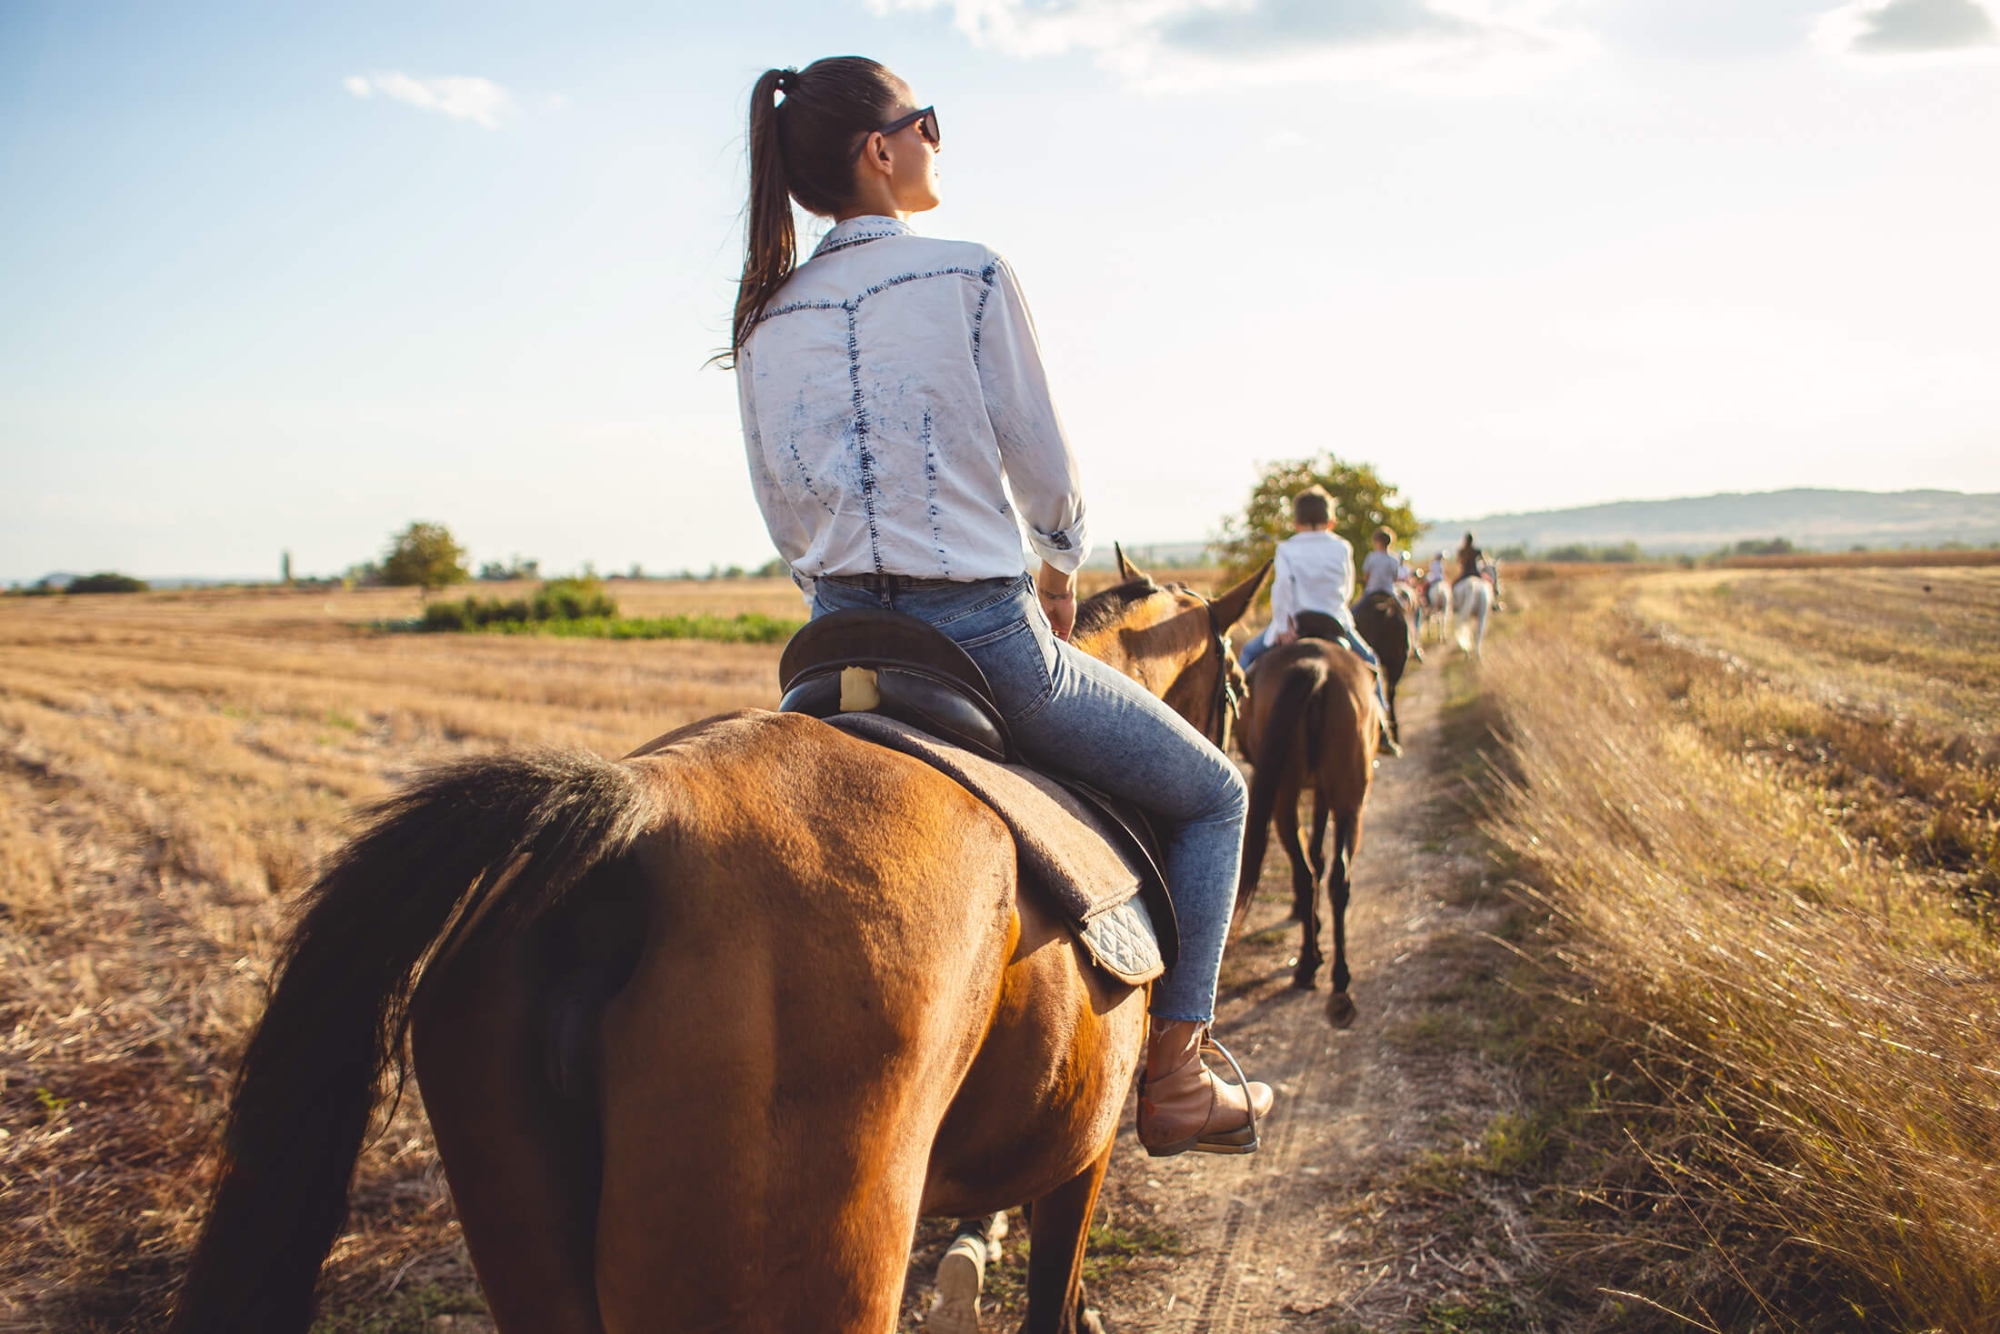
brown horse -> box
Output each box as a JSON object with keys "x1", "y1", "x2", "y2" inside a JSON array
[
  {"x1": 166, "y1": 555, "x2": 1268, "y2": 1334},
  {"x1": 1351, "y1": 589, "x2": 1412, "y2": 746},
  {"x1": 1233, "y1": 636, "x2": 1380, "y2": 1027}
]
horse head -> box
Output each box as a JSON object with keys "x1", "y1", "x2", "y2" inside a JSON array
[{"x1": 1071, "y1": 544, "x2": 1270, "y2": 751}]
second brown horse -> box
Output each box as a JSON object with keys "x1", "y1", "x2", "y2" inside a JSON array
[
  {"x1": 166, "y1": 556, "x2": 1268, "y2": 1334},
  {"x1": 1234, "y1": 630, "x2": 1382, "y2": 1027}
]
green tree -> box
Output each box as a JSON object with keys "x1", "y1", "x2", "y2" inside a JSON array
[
  {"x1": 1213, "y1": 454, "x2": 1420, "y2": 590},
  {"x1": 380, "y1": 522, "x2": 470, "y2": 593}
]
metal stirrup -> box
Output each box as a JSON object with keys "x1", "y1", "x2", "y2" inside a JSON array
[{"x1": 1201, "y1": 1029, "x2": 1258, "y2": 1146}]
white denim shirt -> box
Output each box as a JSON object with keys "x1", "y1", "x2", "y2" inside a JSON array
[
  {"x1": 736, "y1": 216, "x2": 1090, "y2": 598},
  {"x1": 1269, "y1": 530, "x2": 1357, "y2": 636}
]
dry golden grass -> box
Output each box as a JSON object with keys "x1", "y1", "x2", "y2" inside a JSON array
[
  {"x1": 0, "y1": 583, "x2": 784, "y2": 1330},
  {"x1": 1483, "y1": 568, "x2": 2000, "y2": 1331}
]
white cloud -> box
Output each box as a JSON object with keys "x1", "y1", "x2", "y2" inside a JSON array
[
  {"x1": 867, "y1": 0, "x2": 1598, "y2": 91},
  {"x1": 342, "y1": 72, "x2": 515, "y2": 129},
  {"x1": 1814, "y1": 0, "x2": 2000, "y2": 58}
]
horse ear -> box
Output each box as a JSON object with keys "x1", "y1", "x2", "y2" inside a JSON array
[
  {"x1": 1114, "y1": 543, "x2": 1146, "y2": 584},
  {"x1": 1208, "y1": 560, "x2": 1272, "y2": 633}
]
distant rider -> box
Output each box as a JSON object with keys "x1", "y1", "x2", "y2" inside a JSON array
[
  {"x1": 1359, "y1": 527, "x2": 1401, "y2": 598},
  {"x1": 1456, "y1": 531, "x2": 1485, "y2": 586},
  {"x1": 1237, "y1": 488, "x2": 1399, "y2": 755}
]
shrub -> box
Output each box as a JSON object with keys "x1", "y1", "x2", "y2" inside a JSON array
[
  {"x1": 65, "y1": 573, "x2": 150, "y2": 594},
  {"x1": 1727, "y1": 536, "x2": 1795, "y2": 557},
  {"x1": 1542, "y1": 541, "x2": 1641, "y2": 563},
  {"x1": 416, "y1": 579, "x2": 618, "y2": 633},
  {"x1": 532, "y1": 578, "x2": 617, "y2": 621}
]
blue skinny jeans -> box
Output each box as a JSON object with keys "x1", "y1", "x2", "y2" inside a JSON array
[{"x1": 811, "y1": 573, "x2": 1248, "y2": 1023}]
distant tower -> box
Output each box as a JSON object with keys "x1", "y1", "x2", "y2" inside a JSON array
[{"x1": 281, "y1": 550, "x2": 293, "y2": 585}]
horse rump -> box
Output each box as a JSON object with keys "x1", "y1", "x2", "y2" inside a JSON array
[{"x1": 1235, "y1": 656, "x2": 1328, "y2": 929}]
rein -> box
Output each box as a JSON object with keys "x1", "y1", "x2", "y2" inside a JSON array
[{"x1": 1198, "y1": 596, "x2": 1242, "y2": 751}]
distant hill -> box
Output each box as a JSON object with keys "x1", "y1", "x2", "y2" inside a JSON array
[{"x1": 1424, "y1": 489, "x2": 2000, "y2": 557}]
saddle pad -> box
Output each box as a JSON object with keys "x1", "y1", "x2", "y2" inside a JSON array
[{"x1": 825, "y1": 713, "x2": 1164, "y2": 986}]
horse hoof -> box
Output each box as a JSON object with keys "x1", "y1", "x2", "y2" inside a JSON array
[
  {"x1": 1292, "y1": 970, "x2": 1319, "y2": 992},
  {"x1": 1081, "y1": 1308, "x2": 1108, "y2": 1334},
  {"x1": 929, "y1": 1238, "x2": 984, "y2": 1334},
  {"x1": 1325, "y1": 992, "x2": 1357, "y2": 1028}
]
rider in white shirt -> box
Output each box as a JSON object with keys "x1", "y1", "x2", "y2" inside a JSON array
[{"x1": 1236, "y1": 489, "x2": 1398, "y2": 753}]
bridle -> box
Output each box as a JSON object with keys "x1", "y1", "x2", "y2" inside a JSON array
[
  {"x1": 1089, "y1": 578, "x2": 1243, "y2": 752},
  {"x1": 1194, "y1": 592, "x2": 1243, "y2": 752}
]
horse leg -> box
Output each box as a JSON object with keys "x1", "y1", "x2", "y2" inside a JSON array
[
  {"x1": 1294, "y1": 790, "x2": 1328, "y2": 990},
  {"x1": 1325, "y1": 811, "x2": 1359, "y2": 1028},
  {"x1": 1021, "y1": 1142, "x2": 1113, "y2": 1334},
  {"x1": 1275, "y1": 776, "x2": 1313, "y2": 924},
  {"x1": 1308, "y1": 801, "x2": 1330, "y2": 886},
  {"x1": 412, "y1": 909, "x2": 603, "y2": 1334}
]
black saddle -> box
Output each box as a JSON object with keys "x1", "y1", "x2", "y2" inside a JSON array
[
  {"x1": 777, "y1": 609, "x2": 1177, "y2": 964},
  {"x1": 1356, "y1": 589, "x2": 1401, "y2": 613},
  {"x1": 778, "y1": 608, "x2": 1014, "y2": 763},
  {"x1": 1293, "y1": 609, "x2": 1352, "y2": 645}
]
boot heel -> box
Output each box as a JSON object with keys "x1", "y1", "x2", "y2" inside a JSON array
[{"x1": 929, "y1": 1235, "x2": 985, "y2": 1334}]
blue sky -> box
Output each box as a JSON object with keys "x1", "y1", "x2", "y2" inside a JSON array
[{"x1": 3, "y1": 0, "x2": 1997, "y2": 581}]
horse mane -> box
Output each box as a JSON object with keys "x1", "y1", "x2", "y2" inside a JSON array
[{"x1": 1072, "y1": 576, "x2": 1164, "y2": 639}]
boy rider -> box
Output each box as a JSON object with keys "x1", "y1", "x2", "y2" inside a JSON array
[{"x1": 1237, "y1": 487, "x2": 1400, "y2": 756}]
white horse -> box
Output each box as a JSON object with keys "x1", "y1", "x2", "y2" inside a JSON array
[
  {"x1": 1426, "y1": 579, "x2": 1451, "y2": 646},
  {"x1": 1451, "y1": 576, "x2": 1492, "y2": 659}
]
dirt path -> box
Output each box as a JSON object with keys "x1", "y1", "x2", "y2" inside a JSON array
[
  {"x1": 913, "y1": 655, "x2": 1539, "y2": 1333},
  {"x1": 1094, "y1": 657, "x2": 1533, "y2": 1332}
]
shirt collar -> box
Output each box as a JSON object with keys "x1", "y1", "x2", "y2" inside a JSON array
[{"x1": 812, "y1": 215, "x2": 913, "y2": 259}]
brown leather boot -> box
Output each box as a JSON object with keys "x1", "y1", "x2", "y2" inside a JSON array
[{"x1": 1137, "y1": 1019, "x2": 1275, "y2": 1157}]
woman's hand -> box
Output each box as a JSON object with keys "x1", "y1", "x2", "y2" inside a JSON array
[
  {"x1": 1036, "y1": 561, "x2": 1077, "y2": 642},
  {"x1": 1274, "y1": 626, "x2": 1298, "y2": 645}
]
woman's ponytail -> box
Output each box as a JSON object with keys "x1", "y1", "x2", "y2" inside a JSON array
[
  {"x1": 725, "y1": 57, "x2": 902, "y2": 364},
  {"x1": 730, "y1": 68, "x2": 797, "y2": 361}
]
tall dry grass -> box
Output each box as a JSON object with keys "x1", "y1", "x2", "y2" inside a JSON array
[{"x1": 1484, "y1": 574, "x2": 2000, "y2": 1331}]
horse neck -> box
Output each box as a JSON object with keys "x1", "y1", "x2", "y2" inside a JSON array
[{"x1": 1074, "y1": 606, "x2": 1215, "y2": 733}]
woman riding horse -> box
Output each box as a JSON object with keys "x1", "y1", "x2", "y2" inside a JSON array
[{"x1": 730, "y1": 56, "x2": 1271, "y2": 1154}]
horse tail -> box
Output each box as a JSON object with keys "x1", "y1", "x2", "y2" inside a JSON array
[
  {"x1": 1235, "y1": 657, "x2": 1328, "y2": 928},
  {"x1": 169, "y1": 751, "x2": 655, "y2": 1334}
]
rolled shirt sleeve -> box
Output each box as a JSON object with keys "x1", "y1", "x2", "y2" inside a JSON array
[{"x1": 978, "y1": 257, "x2": 1090, "y2": 573}]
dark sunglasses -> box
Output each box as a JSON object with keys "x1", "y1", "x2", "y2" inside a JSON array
[{"x1": 854, "y1": 106, "x2": 940, "y2": 159}]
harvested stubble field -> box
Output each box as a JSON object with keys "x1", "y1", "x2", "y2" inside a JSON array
[
  {"x1": 0, "y1": 580, "x2": 807, "y2": 1330},
  {"x1": 5, "y1": 565, "x2": 1998, "y2": 1332}
]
